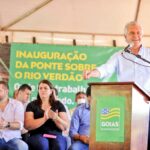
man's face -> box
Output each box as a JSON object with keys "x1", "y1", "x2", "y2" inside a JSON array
[
  {"x1": 0, "y1": 84, "x2": 8, "y2": 101},
  {"x1": 125, "y1": 24, "x2": 143, "y2": 47},
  {"x1": 75, "y1": 93, "x2": 86, "y2": 103},
  {"x1": 18, "y1": 88, "x2": 31, "y2": 103}
]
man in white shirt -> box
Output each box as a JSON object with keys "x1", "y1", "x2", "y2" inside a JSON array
[
  {"x1": 83, "y1": 21, "x2": 150, "y2": 149},
  {"x1": 0, "y1": 81, "x2": 28, "y2": 150},
  {"x1": 83, "y1": 21, "x2": 150, "y2": 94},
  {"x1": 15, "y1": 84, "x2": 32, "y2": 142}
]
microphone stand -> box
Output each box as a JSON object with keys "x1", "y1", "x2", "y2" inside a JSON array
[{"x1": 124, "y1": 45, "x2": 150, "y2": 64}]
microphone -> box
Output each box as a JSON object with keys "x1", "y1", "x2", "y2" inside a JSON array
[
  {"x1": 123, "y1": 44, "x2": 150, "y2": 64},
  {"x1": 124, "y1": 45, "x2": 131, "y2": 53}
]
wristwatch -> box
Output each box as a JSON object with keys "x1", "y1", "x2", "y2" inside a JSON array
[{"x1": 6, "y1": 122, "x2": 10, "y2": 128}]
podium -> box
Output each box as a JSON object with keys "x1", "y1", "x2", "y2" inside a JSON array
[{"x1": 89, "y1": 82, "x2": 150, "y2": 150}]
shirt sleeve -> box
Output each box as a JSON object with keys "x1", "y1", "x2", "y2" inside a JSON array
[
  {"x1": 69, "y1": 107, "x2": 80, "y2": 138},
  {"x1": 96, "y1": 51, "x2": 119, "y2": 79},
  {"x1": 14, "y1": 100, "x2": 25, "y2": 130},
  {"x1": 53, "y1": 101, "x2": 66, "y2": 112},
  {"x1": 26, "y1": 101, "x2": 35, "y2": 112}
]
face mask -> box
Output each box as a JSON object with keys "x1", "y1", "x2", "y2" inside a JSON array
[{"x1": 77, "y1": 98, "x2": 86, "y2": 104}]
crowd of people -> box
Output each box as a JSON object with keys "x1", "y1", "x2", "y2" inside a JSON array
[
  {"x1": 0, "y1": 79, "x2": 91, "y2": 150},
  {"x1": 0, "y1": 21, "x2": 150, "y2": 150}
]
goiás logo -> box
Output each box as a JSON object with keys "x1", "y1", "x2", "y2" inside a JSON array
[{"x1": 100, "y1": 108, "x2": 120, "y2": 131}]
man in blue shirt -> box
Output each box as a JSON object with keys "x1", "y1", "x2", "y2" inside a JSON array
[
  {"x1": 83, "y1": 21, "x2": 150, "y2": 94},
  {"x1": 69, "y1": 86, "x2": 91, "y2": 150},
  {"x1": 70, "y1": 91, "x2": 87, "y2": 117}
]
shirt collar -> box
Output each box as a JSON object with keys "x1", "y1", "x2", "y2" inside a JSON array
[
  {"x1": 85, "y1": 102, "x2": 90, "y2": 109},
  {"x1": 128, "y1": 44, "x2": 143, "y2": 54},
  {"x1": 138, "y1": 44, "x2": 144, "y2": 55}
]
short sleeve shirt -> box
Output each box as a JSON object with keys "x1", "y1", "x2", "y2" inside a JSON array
[{"x1": 26, "y1": 100, "x2": 66, "y2": 135}]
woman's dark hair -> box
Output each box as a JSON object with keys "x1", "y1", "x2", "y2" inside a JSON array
[
  {"x1": 53, "y1": 87, "x2": 58, "y2": 96},
  {"x1": 37, "y1": 79, "x2": 55, "y2": 106}
]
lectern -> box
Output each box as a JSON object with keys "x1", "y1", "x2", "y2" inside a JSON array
[{"x1": 89, "y1": 82, "x2": 150, "y2": 150}]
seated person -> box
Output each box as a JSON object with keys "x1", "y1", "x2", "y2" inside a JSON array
[
  {"x1": 69, "y1": 86, "x2": 91, "y2": 150},
  {"x1": 70, "y1": 91, "x2": 87, "y2": 116},
  {"x1": 0, "y1": 81, "x2": 28, "y2": 150},
  {"x1": 15, "y1": 84, "x2": 32, "y2": 109},
  {"x1": 25, "y1": 79, "x2": 69, "y2": 150},
  {"x1": 15, "y1": 84, "x2": 32, "y2": 142}
]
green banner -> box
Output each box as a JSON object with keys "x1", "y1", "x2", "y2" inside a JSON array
[
  {"x1": 96, "y1": 96, "x2": 125, "y2": 142},
  {"x1": 9, "y1": 43, "x2": 122, "y2": 108}
]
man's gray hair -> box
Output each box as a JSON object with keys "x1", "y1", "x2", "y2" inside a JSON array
[{"x1": 124, "y1": 21, "x2": 143, "y2": 35}]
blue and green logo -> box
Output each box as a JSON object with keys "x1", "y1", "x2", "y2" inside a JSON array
[
  {"x1": 100, "y1": 107, "x2": 120, "y2": 130},
  {"x1": 96, "y1": 96, "x2": 125, "y2": 142}
]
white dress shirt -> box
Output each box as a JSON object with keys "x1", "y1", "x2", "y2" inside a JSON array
[
  {"x1": 0, "y1": 99, "x2": 24, "y2": 142},
  {"x1": 97, "y1": 46, "x2": 150, "y2": 93}
]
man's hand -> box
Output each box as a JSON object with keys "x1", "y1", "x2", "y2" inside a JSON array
[
  {"x1": 83, "y1": 69, "x2": 100, "y2": 80},
  {"x1": 79, "y1": 135, "x2": 89, "y2": 144},
  {"x1": 83, "y1": 70, "x2": 91, "y2": 79},
  {"x1": 0, "y1": 119, "x2": 8, "y2": 129}
]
